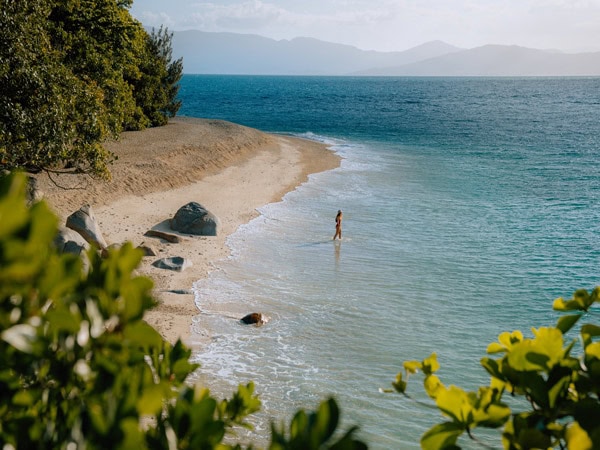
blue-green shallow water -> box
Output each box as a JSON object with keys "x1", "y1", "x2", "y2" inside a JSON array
[{"x1": 179, "y1": 76, "x2": 600, "y2": 448}]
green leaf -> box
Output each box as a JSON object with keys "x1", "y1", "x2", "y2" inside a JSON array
[
  {"x1": 88, "y1": 400, "x2": 109, "y2": 434},
  {"x1": 403, "y1": 360, "x2": 422, "y2": 374},
  {"x1": 422, "y1": 353, "x2": 440, "y2": 375},
  {"x1": 514, "y1": 427, "x2": 553, "y2": 449},
  {"x1": 0, "y1": 174, "x2": 28, "y2": 238},
  {"x1": 137, "y1": 384, "x2": 166, "y2": 415},
  {"x1": 554, "y1": 289, "x2": 595, "y2": 312},
  {"x1": 547, "y1": 374, "x2": 570, "y2": 409},
  {"x1": 585, "y1": 342, "x2": 600, "y2": 360},
  {"x1": 435, "y1": 386, "x2": 469, "y2": 423},
  {"x1": 392, "y1": 372, "x2": 407, "y2": 394},
  {"x1": 486, "y1": 342, "x2": 507, "y2": 354},
  {"x1": 12, "y1": 390, "x2": 35, "y2": 406},
  {"x1": 314, "y1": 398, "x2": 339, "y2": 445},
  {"x1": 424, "y1": 375, "x2": 443, "y2": 399},
  {"x1": 581, "y1": 324, "x2": 600, "y2": 348},
  {"x1": 118, "y1": 418, "x2": 146, "y2": 450},
  {"x1": 553, "y1": 297, "x2": 581, "y2": 311},
  {"x1": 519, "y1": 372, "x2": 549, "y2": 409},
  {"x1": 123, "y1": 321, "x2": 164, "y2": 349},
  {"x1": 476, "y1": 402, "x2": 511, "y2": 428},
  {"x1": 565, "y1": 422, "x2": 593, "y2": 450},
  {"x1": 581, "y1": 324, "x2": 600, "y2": 337},
  {"x1": 480, "y1": 357, "x2": 503, "y2": 380},
  {"x1": 172, "y1": 358, "x2": 199, "y2": 382},
  {"x1": 421, "y1": 422, "x2": 463, "y2": 450},
  {"x1": 500, "y1": 330, "x2": 523, "y2": 347},
  {"x1": 556, "y1": 314, "x2": 581, "y2": 335},
  {"x1": 46, "y1": 309, "x2": 81, "y2": 334},
  {"x1": 488, "y1": 330, "x2": 523, "y2": 354},
  {"x1": 507, "y1": 327, "x2": 564, "y2": 371}
]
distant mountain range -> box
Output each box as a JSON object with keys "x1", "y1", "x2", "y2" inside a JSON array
[{"x1": 171, "y1": 30, "x2": 600, "y2": 76}]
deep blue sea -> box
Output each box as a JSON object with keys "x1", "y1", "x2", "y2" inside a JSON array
[{"x1": 178, "y1": 76, "x2": 600, "y2": 449}]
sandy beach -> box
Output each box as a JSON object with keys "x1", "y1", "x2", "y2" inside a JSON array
[{"x1": 37, "y1": 117, "x2": 339, "y2": 344}]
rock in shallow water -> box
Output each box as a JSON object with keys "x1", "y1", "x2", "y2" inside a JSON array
[{"x1": 240, "y1": 313, "x2": 270, "y2": 326}]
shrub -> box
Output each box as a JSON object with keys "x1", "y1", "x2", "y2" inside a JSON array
[{"x1": 386, "y1": 289, "x2": 600, "y2": 449}]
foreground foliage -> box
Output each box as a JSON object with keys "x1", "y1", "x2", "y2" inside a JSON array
[
  {"x1": 0, "y1": 172, "x2": 366, "y2": 449},
  {"x1": 387, "y1": 290, "x2": 600, "y2": 448},
  {"x1": 0, "y1": 0, "x2": 182, "y2": 179}
]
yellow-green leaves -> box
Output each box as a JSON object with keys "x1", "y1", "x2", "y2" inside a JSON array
[
  {"x1": 424, "y1": 375, "x2": 443, "y2": 399},
  {"x1": 390, "y1": 286, "x2": 600, "y2": 449},
  {"x1": 421, "y1": 422, "x2": 463, "y2": 450},
  {"x1": 507, "y1": 327, "x2": 564, "y2": 372},
  {"x1": 436, "y1": 386, "x2": 509, "y2": 428},
  {"x1": 392, "y1": 372, "x2": 407, "y2": 394},
  {"x1": 486, "y1": 330, "x2": 523, "y2": 354},
  {"x1": 418, "y1": 384, "x2": 510, "y2": 449},
  {"x1": 565, "y1": 422, "x2": 593, "y2": 450},
  {"x1": 422, "y1": 353, "x2": 440, "y2": 375},
  {"x1": 403, "y1": 360, "x2": 422, "y2": 374},
  {"x1": 581, "y1": 324, "x2": 600, "y2": 348},
  {"x1": 269, "y1": 397, "x2": 367, "y2": 450},
  {"x1": 552, "y1": 288, "x2": 600, "y2": 335},
  {"x1": 553, "y1": 288, "x2": 600, "y2": 312}
]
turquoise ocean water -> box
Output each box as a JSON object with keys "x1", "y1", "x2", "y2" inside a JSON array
[{"x1": 178, "y1": 76, "x2": 600, "y2": 448}]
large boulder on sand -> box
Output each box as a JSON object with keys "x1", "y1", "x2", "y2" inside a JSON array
[
  {"x1": 54, "y1": 226, "x2": 90, "y2": 256},
  {"x1": 66, "y1": 204, "x2": 108, "y2": 250},
  {"x1": 170, "y1": 202, "x2": 219, "y2": 236}
]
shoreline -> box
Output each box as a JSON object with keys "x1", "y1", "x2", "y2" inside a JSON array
[{"x1": 37, "y1": 117, "x2": 340, "y2": 343}]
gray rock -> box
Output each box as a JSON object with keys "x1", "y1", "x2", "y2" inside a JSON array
[
  {"x1": 54, "y1": 227, "x2": 90, "y2": 255},
  {"x1": 170, "y1": 202, "x2": 219, "y2": 236},
  {"x1": 101, "y1": 243, "x2": 122, "y2": 258},
  {"x1": 54, "y1": 227, "x2": 90, "y2": 273},
  {"x1": 152, "y1": 256, "x2": 192, "y2": 272},
  {"x1": 26, "y1": 176, "x2": 43, "y2": 204},
  {"x1": 144, "y1": 229, "x2": 181, "y2": 243},
  {"x1": 137, "y1": 243, "x2": 158, "y2": 256},
  {"x1": 66, "y1": 204, "x2": 108, "y2": 250}
]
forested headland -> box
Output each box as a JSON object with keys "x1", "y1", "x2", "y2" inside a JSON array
[{"x1": 0, "y1": 0, "x2": 182, "y2": 179}]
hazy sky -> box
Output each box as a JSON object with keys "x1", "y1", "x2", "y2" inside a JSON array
[{"x1": 129, "y1": 0, "x2": 600, "y2": 52}]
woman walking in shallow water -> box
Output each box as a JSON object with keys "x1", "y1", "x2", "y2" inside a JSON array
[{"x1": 333, "y1": 209, "x2": 343, "y2": 240}]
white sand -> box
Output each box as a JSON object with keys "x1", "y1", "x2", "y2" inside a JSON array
[{"x1": 38, "y1": 117, "x2": 340, "y2": 343}]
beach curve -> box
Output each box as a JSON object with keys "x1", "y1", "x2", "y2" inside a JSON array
[{"x1": 36, "y1": 117, "x2": 340, "y2": 344}]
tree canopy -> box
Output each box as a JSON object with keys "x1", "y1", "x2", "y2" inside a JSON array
[{"x1": 0, "y1": 0, "x2": 182, "y2": 179}]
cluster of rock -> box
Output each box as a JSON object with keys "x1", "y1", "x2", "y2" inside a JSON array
[
  {"x1": 53, "y1": 201, "x2": 220, "y2": 272},
  {"x1": 53, "y1": 201, "x2": 268, "y2": 326}
]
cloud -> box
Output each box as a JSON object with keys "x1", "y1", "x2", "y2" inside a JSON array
[
  {"x1": 180, "y1": 0, "x2": 395, "y2": 34},
  {"x1": 129, "y1": 0, "x2": 600, "y2": 52},
  {"x1": 183, "y1": 1, "x2": 284, "y2": 30},
  {"x1": 137, "y1": 11, "x2": 176, "y2": 29}
]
